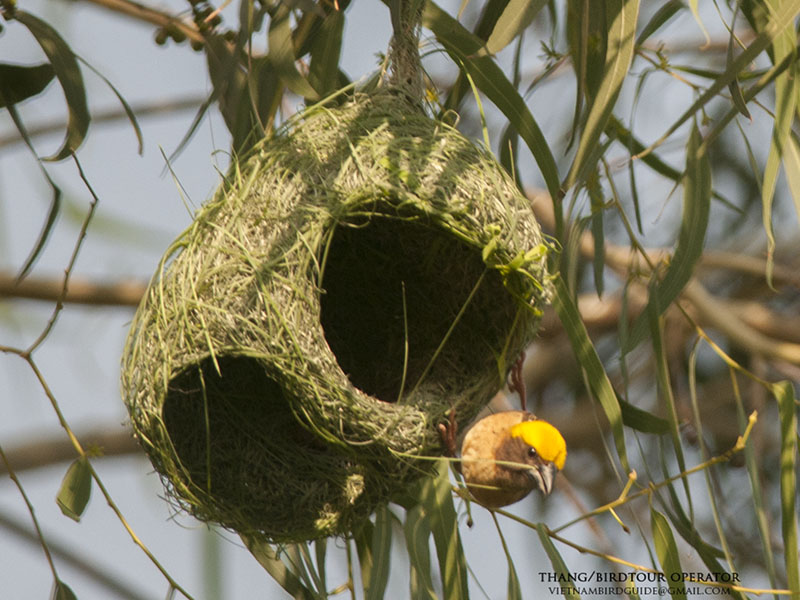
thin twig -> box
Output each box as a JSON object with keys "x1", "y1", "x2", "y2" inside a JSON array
[
  {"x1": 1, "y1": 156, "x2": 195, "y2": 599},
  {"x1": 0, "y1": 96, "x2": 204, "y2": 150},
  {"x1": 0, "y1": 444, "x2": 61, "y2": 584}
]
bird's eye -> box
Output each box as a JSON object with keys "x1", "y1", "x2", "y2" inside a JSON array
[{"x1": 527, "y1": 447, "x2": 538, "y2": 458}]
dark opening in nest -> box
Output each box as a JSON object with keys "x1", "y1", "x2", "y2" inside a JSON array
[
  {"x1": 319, "y1": 216, "x2": 516, "y2": 404},
  {"x1": 163, "y1": 355, "x2": 368, "y2": 536}
]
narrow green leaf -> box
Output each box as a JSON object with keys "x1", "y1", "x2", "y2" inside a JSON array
[
  {"x1": 295, "y1": 543, "x2": 324, "y2": 597},
  {"x1": 423, "y1": 1, "x2": 562, "y2": 202},
  {"x1": 726, "y1": 9, "x2": 751, "y2": 120},
  {"x1": 51, "y1": 580, "x2": 78, "y2": 600},
  {"x1": 565, "y1": 0, "x2": 640, "y2": 189},
  {"x1": 656, "y1": 501, "x2": 727, "y2": 562},
  {"x1": 482, "y1": 0, "x2": 547, "y2": 56},
  {"x1": 205, "y1": 35, "x2": 249, "y2": 144},
  {"x1": 733, "y1": 376, "x2": 779, "y2": 589},
  {"x1": 635, "y1": 0, "x2": 684, "y2": 45},
  {"x1": 607, "y1": 116, "x2": 681, "y2": 180},
  {"x1": 268, "y1": 5, "x2": 319, "y2": 100},
  {"x1": 493, "y1": 516, "x2": 521, "y2": 600},
  {"x1": 536, "y1": 524, "x2": 581, "y2": 599},
  {"x1": 619, "y1": 398, "x2": 669, "y2": 435},
  {"x1": 404, "y1": 505, "x2": 437, "y2": 600},
  {"x1": 76, "y1": 57, "x2": 143, "y2": 155},
  {"x1": 313, "y1": 538, "x2": 327, "y2": 597},
  {"x1": 552, "y1": 277, "x2": 629, "y2": 472},
  {"x1": 566, "y1": 0, "x2": 607, "y2": 103},
  {"x1": 0, "y1": 62, "x2": 54, "y2": 106},
  {"x1": 624, "y1": 122, "x2": 711, "y2": 352},
  {"x1": 167, "y1": 90, "x2": 216, "y2": 163},
  {"x1": 309, "y1": 10, "x2": 344, "y2": 97},
  {"x1": 507, "y1": 562, "x2": 521, "y2": 600},
  {"x1": 784, "y1": 132, "x2": 800, "y2": 231},
  {"x1": 56, "y1": 457, "x2": 92, "y2": 522},
  {"x1": 647, "y1": 297, "x2": 692, "y2": 514},
  {"x1": 437, "y1": 0, "x2": 509, "y2": 113},
  {"x1": 760, "y1": 14, "x2": 797, "y2": 287},
  {"x1": 587, "y1": 168, "x2": 605, "y2": 297},
  {"x1": 355, "y1": 519, "x2": 375, "y2": 592},
  {"x1": 687, "y1": 0, "x2": 710, "y2": 45},
  {"x1": 418, "y1": 459, "x2": 469, "y2": 599},
  {"x1": 365, "y1": 506, "x2": 392, "y2": 600},
  {"x1": 5, "y1": 103, "x2": 63, "y2": 281},
  {"x1": 651, "y1": 508, "x2": 686, "y2": 600},
  {"x1": 498, "y1": 34, "x2": 524, "y2": 188},
  {"x1": 241, "y1": 534, "x2": 316, "y2": 600},
  {"x1": 15, "y1": 11, "x2": 90, "y2": 161},
  {"x1": 774, "y1": 380, "x2": 800, "y2": 597}
]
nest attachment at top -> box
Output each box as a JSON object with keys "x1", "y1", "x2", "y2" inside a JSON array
[{"x1": 121, "y1": 91, "x2": 552, "y2": 543}]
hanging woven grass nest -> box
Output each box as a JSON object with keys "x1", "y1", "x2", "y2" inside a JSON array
[{"x1": 121, "y1": 90, "x2": 552, "y2": 543}]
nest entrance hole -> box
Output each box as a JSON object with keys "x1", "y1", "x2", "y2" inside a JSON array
[
  {"x1": 319, "y1": 216, "x2": 518, "y2": 403},
  {"x1": 163, "y1": 356, "x2": 324, "y2": 514}
]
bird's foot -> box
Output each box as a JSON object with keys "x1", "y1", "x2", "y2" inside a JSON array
[
  {"x1": 437, "y1": 408, "x2": 458, "y2": 457},
  {"x1": 508, "y1": 350, "x2": 527, "y2": 412}
]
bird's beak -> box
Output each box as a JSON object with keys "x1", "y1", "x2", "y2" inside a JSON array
[{"x1": 528, "y1": 461, "x2": 558, "y2": 496}]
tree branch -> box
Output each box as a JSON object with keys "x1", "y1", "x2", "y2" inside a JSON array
[
  {"x1": 0, "y1": 428, "x2": 140, "y2": 474},
  {"x1": 528, "y1": 189, "x2": 800, "y2": 365},
  {"x1": 0, "y1": 273, "x2": 145, "y2": 306},
  {"x1": 74, "y1": 0, "x2": 205, "y2": 44},
  {"x1": 0, "y1": 96, "x2": 204, "y2": 150}
]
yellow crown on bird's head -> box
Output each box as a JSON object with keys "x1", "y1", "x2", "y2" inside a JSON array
[{"x1": 510, "y1": 420, "x2": 567, "y2": 470}]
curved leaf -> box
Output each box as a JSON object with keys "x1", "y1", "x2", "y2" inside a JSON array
[
  {"x1": 483, "y1": 0, "x2": 547, "y2": 57},
  {"x1": 651, "y1": 508, "x2": 686, "y2": 600},
  {"x1": 422, "y1": 1, "x2": 562, "y2": 202},
  {"x1": 536, "y1": 524, "x2": 581, "y2": 599},
  {"x1": 565, "y1": 0, "x2": 640, "y2": 189},
  {"x1": 365, "y1": 506, "x2": 392, "y2": 600},
  {"x1": 269, "y1": 5, "x2": 319, "y2": 100},
  {"x1": 309, "y1": 10, "x2": 345, "y2": 97},
  {"x1": 619, "y1": 397, "x2": 669, "y2": 435},
  {"x1": 241, "y1": 535, "x2": 316, "y2": 600},
  {"x1": 4, "y1": 103, "x2": 63, "y2": 281},
  {"x1": 553, "y1": 277, "x2": 629, "y2": 472},
  {"x1": 76, "y1": 57, "x2": 143, "y2": 155},
  {"x1": 52, "y1": 580, "x2": 78, "y2": 600},
  {"x1": 757, "y1": 4, "x2": 798, "y2": 287},
  {"x1": 624, "y1": 122, "x2": 710, "y2": 352},
  {"x1": 15, "y1": 11, "x2": 90, "y2": 161},
  {"x1": 774, "y1": 381, "x2": 800, "y2": 597},
  {"x1": 404, "y1": 505, "x2": 437, "y2": 600},
  {"x1": 418, "y1": 459, "x2": 469, "y2": 599},
  {"x1": 636, "y1": 0, "x2": 684, "y2": 45},
  {"x1": 0, "y1": 62, "x2": 54, "y2": 107},
  {"x1": 56, "y1": 457, "x2": 92, "y2": 522}
]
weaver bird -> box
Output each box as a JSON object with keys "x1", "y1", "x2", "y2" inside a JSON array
[{"x1": 439, "y1": 352, "x2": 567, "y2": 508}]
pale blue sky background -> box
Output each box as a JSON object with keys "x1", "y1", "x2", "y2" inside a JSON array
[{"x1": 0, "y1": 2, "x2": 770, "y2": 598}]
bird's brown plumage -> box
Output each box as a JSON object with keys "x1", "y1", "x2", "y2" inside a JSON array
[{"x1": 460, "y1": 410, "x2": 561, "y2": 508}]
